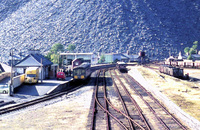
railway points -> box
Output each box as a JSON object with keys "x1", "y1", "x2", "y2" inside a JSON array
[{"x1": 0, "y1": 64, "x2": 199, "y2": 129}]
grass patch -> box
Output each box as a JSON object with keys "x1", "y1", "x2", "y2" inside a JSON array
[
  {"x1": 171, "y1": 94, "x2": 195, "y2": 109},
  {"x1": 135, "y1": 66, "x2": 200, "y2": 121}
]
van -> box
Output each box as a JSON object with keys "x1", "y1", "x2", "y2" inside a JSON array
[{"x1": 56, "y1": 72, "x2": 66, "y2": 80}]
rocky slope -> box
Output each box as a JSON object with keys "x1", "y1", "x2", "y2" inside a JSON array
[{"x1": 0, "y1": 0, "x2": 199, "y2": 62}]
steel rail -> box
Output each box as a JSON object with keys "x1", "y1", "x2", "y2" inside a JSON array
[
  {"x1": 121, "y1": 72, "x2": 170, "y2": 129},
  {"x1": 110, "y1": 71, "x2": 135, "y2": 130},
  {"x1": 109, "y1": 71, "x2": 144, "y2": 129},
  {"x1": 102, "y1": 70, "x2": 110, "y2": 130},
  {"x1": 111, "y1": 70, "x2": 150, "y2": 130},
  {"x1": 0, "y1": 85, "x2": 83, "y2": 115},
  {"x1": 91, "y1": 70, "x2": 128, "y2": 130},
  {"x1": 91, "y1": 71, "x2": 99, "y2": 130},
  {"x1": 102, "y1": 70, "x2": 147, "y2": 130},
  {"x1": 125, "y1": 73, "x2": 187, "y2": 130},
  {"x1": 112, "y1": 69, "x2": 152, "y2": 130}
]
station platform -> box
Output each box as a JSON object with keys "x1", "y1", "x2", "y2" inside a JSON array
[
  {"x1": 15, "y1": 77, "x2": 73, "y2": 96},
  {"x1": 0, "y1": 77, "x2": 10, "y2": 85},
  {"x1": 0, "y1": 77, "x2": 72, "y2": 103}
]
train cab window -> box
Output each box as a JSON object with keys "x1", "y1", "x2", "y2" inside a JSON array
[
  {"x1": 81, "y1": 69, "x2": 85, "y2": 74},
  {"x1": 73, "y1": 70, "x2": 78, "y2": 75}
]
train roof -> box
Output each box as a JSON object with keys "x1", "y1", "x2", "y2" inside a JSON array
[
  {"x1": 73, "y1": 63, "x2": 90, "y2": 69},
  {"x1": 117, "y1": 61, "x2": 126, "y2": 64}
]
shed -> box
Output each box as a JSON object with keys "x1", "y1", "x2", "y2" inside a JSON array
[{"x1": 14, "y1": 53, "x2": 53, "y2": 79}]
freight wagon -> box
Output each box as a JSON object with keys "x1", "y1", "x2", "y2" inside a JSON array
[
  {"x1": 159, "y1": 65, "x2": 185, "y2": 79},
  {"x1": 164, "y1": 60, "x2": 200, "y2": 68}
]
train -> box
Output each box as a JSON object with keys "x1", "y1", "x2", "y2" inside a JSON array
[
  {"x1": 164, "y1": 60, "x2": 200, "y2": 68},
  {"x1": 73, "y1": 63, "x2": 91, "y2": 81},
  {"x1": 159, "y1": 65, "x2": 189, "y2": 79},
  {"x1": 116, "y1": 62, "x2": 128, "y2": 73}
]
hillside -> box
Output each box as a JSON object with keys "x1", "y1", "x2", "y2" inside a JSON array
[{"x1": 0, "y1": 0, "x2": 199, "y2": 62}]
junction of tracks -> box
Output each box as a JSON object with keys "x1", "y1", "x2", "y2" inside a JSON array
[{"x1": 0, "y1": 65, "x2": 199, "y2": 129}]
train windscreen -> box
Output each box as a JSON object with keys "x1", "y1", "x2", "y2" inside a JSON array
[
  {"x1": 74, "y1": 69, "x2": 85, "y2": 75},
  {"x1": 27, "y1": 74, "x2": 36, "y2": 77}
]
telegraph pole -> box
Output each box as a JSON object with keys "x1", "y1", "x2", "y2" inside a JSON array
[
  {"x1": 9, "y1": 49, "x2": 13, "y2": 96},
  {"x1": 40, "y1": 58, "x2": 43, "y2": 83}
]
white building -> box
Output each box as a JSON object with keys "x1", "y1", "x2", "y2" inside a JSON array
[{"x1": 60, "y1": 53, "x2": 98, "y2": 66}]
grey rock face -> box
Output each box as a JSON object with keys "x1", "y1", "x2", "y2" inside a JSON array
[{"x1": 0, "y1": 0, "x2": 199, "y2": 62}]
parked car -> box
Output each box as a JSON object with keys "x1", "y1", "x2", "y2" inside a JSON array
[
  {"x1": 56, "y1": 72, "x2": 66, "y2": 80},
  {"x1": 0, "y1": 84, "x2": 9, "y2": 94}
]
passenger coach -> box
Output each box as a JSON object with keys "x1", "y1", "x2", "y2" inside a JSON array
[{"x1": 73, "y1": 63, "x2": 91, "y2": 80}]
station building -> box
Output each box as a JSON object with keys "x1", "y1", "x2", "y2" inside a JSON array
[
  {"x1": 103, "y1": 53, "x2": 139, "y2": 63},
  {"x1": 14, "y1": 50, "x2": 53, "y2": 79},
  {"x1": 60, "y1": 53, "x2": 98, "y2": 66}
]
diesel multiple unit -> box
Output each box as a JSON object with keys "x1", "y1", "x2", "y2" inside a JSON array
[{"x1": 73, "y1": 63, "x2": 91, "y2": 80}]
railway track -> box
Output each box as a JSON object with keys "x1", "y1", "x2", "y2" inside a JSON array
[
  {"x1": 91, "y1": 68, "x2": 188, "y2": 130},
  {"x1": 91, "y1": 70, "x2": 124, "y2": 129},
  {"x1": 91, "y1": 69, "x2": 149, "y2": 130},
  {"x1": 119, "y1": 71, "x2": 188, "y2": 130},
  {"x1": 0, "y1": 84, "x2": 83, "y2": 115},
  {"x1": 0, "y1": 100, "x2": 15, "y2": 107},
  {"x1": 91, "y1": 70, "x2": 132, "y2": 130}
]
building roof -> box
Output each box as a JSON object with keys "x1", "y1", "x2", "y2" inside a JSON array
[
  {"x1": 14, "y1": 54, "x2": 53, "y2": 67},
  {"x1": 60, "y1": 53, "x2": 95, "y2": 56},
  {"x1": 0, "y1": 63, "x2": 11, "y2": 72},
  {"x1": 121, "y1": 54, "x2": 130, "y2": 60}
]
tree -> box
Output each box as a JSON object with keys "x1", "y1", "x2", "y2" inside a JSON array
[
  {"x1": 192, "y1": 44, "x2": 198, "y2": 50},
  {"x1": 184, "y1": 41, "x2": 199, "y2": 55},
  {"x1": 51, "y1": 43, "x2": 64, "y2": 53},
  {"x1": 45, "y1": 43, "x2": 64, "y2": 64},
  {"x1": 114, "y1": 58, "x2": 119, "y2": 63},
  {"x1": 51, "y1": 53, "x2": 59, "y2": 64},
  {"x1": 192, "y1": 41, "x2": 198, "y2": 53},
  {"x1": 193, "y1": 41, "x2": 198, "y2": 45},
  {"x1": 187, "y1": 54, "x2": 193, "y2": 60},
  {"x1": 67, "y1": 44, "x2": 76, "y2": 52},
  {"x1": 99, "y1": 55, "x2": 105, "y2": 63},
  {"x1": 184, "y1": 47, "x2": 190, "y2": 55},
  {"x1": 189, "y1": 48, "x2": 196, "y2": 55}
]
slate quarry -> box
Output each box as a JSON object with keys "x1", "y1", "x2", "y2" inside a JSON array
[{"x1": 0, "y1": 0, "x2": 199, "y2": 62}]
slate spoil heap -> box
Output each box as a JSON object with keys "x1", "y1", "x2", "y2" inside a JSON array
[{"x1": 0, "y1": 0, "x2": 199, "y2": 61}]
